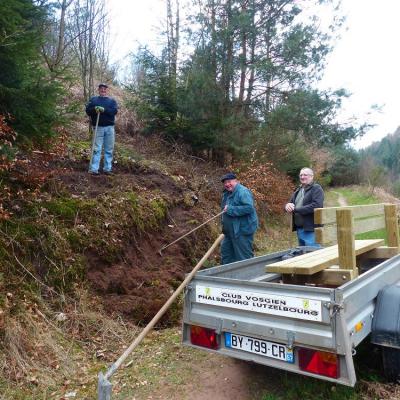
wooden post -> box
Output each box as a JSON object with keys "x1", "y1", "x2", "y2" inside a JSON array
[
  {"x1": 384, "y1": 204, "x2": 400, "y2": 250},
  {"x1": 336, "y1": 209, "x2": 357, "y2": 276}
]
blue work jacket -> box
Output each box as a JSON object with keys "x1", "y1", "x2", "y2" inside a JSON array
[
  {"x1": 86, "y1": 96, "x2": 118, "y2": 126},
  {"x1": 221, "y1": 183, "x2": 258, "y2": 238}
]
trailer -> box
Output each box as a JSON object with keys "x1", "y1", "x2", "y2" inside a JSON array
[{"x1": 182, "y1": 204, "x2": 400, "y2": 386}]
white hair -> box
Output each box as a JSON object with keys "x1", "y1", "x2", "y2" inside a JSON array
[{"x1": 300, "y1": 167, "x2": 314, "y2": 176}]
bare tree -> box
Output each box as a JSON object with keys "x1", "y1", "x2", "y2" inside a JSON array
[
  {"x1": 166, "y1": 0, "x2": 180, "y2": 107},
  {"x1": 42, "y1": 0, "x2": 75, "y2": 72},
  {"x1": 67, "y1": 0, "x2": 109, "y2": 99},
  {"x1": 41, "y1": 0, "x2": 110, "y2": 95}
]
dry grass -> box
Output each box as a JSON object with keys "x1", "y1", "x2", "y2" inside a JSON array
[
  {"x1": 255, "y1": 214, "x2": 297, "y2": 254},
  {"x1": 0, "y1": 286, "x2": 142, "y2": 398},
  {"x1": 1, "y1": 308, "x2": 74, "y2": 386},
  {"x1": 359, "y1": 380, "x2": 400, "y2": 399},
  {"x1": 62, "y1": 287, "x2": 140, "y2": 353}
]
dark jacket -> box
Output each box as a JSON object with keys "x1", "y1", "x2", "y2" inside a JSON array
[
  {"x1": 86, "y1": 96, "x2": 118, "y2": 126},
  {"x1": 221, "y1": 183, "x2": 259, "y2": 238},
  {"x1": 290, "y1": 183, "x2": 324, "y2": 232}
]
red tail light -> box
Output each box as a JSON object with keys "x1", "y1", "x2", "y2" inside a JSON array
[
  {"x1": 299, "y1": 348, "x2": 339, "y2": 379},
  {"x1": 190, "y1": 325, "x2": 219, "y2": 350}
]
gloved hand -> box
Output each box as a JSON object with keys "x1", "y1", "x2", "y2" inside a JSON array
[{"x1": 95, "y1": 106, "x2": 105, "y2": 113}]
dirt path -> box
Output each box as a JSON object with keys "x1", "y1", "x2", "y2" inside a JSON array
[
  {"x1": 149, "y1": 351, "x2": 282, "y2": 400},
  {"x1": 332, "y1": 191, "x2": 348, "y2": 207},
  {"x1": 181, "y1": 356, "x2": 263, "y2": 400}
]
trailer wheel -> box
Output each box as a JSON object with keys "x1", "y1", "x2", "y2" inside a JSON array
[{"x1": 382, "y1": 347, "x2": 400, "y2": 382}]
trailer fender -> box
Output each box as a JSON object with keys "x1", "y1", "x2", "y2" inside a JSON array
[{"x1": 371, "y1": 284, "x2": 400, "y2": 348}]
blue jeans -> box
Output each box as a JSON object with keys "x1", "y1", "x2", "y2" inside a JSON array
[
  {"x1": 89, "y1": 125, "x2": 115, "y2": 173},
  {"x1": 296, "y1": 228, "x2": 321, "y2": 248}
]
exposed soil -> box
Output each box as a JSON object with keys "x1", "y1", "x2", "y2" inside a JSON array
[
  {"x1": 55, "y1": 158, "x2": 185, "y2": 199},
  {"x1": 52, "y1": 156, "x2": 220, "y2": 324},
  {"x1": 181, "y1": 356, "x2": 269, "y2": 400}
]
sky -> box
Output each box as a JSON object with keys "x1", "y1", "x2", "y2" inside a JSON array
[
  {"x1": 106, "y1": 0, "x2": 400, "y2": 150},
  {"x1": 318, "y1": 0, "x2": 400, "y2": 149}
]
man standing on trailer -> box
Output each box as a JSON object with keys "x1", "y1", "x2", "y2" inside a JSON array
[
  {"x1": 285, "y1": 167, "x2": 324, "y2": 247},
  {"x1": 86, "y1": 83, "x2": 118, "y2": 175},
  {"x1": 220, "y1": 172, "x2": 259, "y2": 264}
]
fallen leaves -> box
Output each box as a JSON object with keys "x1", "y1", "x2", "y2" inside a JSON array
[{"x1": 234, "y1": 161, "x2": 295, "y2": 215}]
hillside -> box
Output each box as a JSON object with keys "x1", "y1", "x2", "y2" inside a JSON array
[
  {"x1": 0, "y1": 106, "x2": 299, "y2": 398},
  {"x1": 362, "y1": 126, "x2": 400, "y2": 175}
]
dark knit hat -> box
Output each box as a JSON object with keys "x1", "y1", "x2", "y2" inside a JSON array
[{"x1": 221, "y1": 172, "x2": 237, "y2": 182}]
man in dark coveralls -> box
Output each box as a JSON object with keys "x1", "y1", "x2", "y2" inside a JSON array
[{"x1": 220, "y1": 173, "x2": 259, "y2": 264}]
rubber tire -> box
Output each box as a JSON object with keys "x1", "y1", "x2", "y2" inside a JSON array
[{"x1": 382, "y1": 347, "x2": 400, "y2": 383}]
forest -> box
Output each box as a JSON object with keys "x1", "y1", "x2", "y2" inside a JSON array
[{"x1": 0, "y1": 0, "x2": 373, "y2": 176}]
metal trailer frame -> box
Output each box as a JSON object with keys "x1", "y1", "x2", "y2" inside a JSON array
[{"x1": 182, "y1": 249, "x2": 400, "y2": 386}]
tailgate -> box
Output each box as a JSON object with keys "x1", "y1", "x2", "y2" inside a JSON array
[{"x1": 183, "y1": 276, "x2": 335, "y2": 350}]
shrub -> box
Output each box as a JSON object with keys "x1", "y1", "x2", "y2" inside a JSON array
[{"x1": 233, "y1": 162, "x2": 295, "y2": 216}]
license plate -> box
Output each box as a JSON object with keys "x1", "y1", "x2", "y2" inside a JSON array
[{"x1": 225, "y1": 332, "x2": 294, "y2": 363}]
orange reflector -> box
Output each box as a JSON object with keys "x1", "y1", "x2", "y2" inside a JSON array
[
  {"x1": 354, "y1": 322, "x2": 363, "y2": 333},
  {"x1": 299, "y1": 348, "x2": 339, "y2": 379},
  {"x1": 190, "y1": 325, "x2": 219, "y2": 350}
]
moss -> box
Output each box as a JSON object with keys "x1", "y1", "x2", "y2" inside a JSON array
[
  {"x1": 150, "y1": 198, "x2": 167, "y2": 219},
  {"x1": 65, "y1": 229, "x2": 88, "y2": 251},
  {"x1": 44, "y1": 198, "x2": 80, "y2": 223},
  {"x1": 0, "y1": 202, "x2": 91, "y2": 293},
  {"x1": 183, "y1": 192, "x2": 197, "y2": 207},
  {"x1": 77, "y1": 198, "x2": 98, "y2": 211},
  {"x1": 168, "y1": 278, "x2": 182, "y2": 290},
  {"x1": 114, "y1": 143, "x2": 144, "y2": 165},
  {"x1": 125, "y1": 192, "x2": 169, "y2": 231},
  {"x1": 125, "y1": 192, "x2": 145, "y2": 230},
  {"x1": 64, "y1": 255, "x2": 86, "y2": 282},
  {"x1": 101, "y1": 242, "x2": 123, "y2": 264},
  {"x1": 127, "y1": 192, "x2": 139, "y2": 209},
  {"x1": 67, "y1": 140, "x2": 90, "y2": 156},
  {"x1": 1, "y1": 219, "x2": 44, "y2": 244}
]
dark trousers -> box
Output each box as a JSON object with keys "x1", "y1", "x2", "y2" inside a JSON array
[{"x1": 221, "y1": 234, "x2": 254, "y2": 265}]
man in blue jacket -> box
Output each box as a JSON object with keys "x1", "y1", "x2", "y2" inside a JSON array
[
  {"x1": 86, "y1": 83, "x2": 118, "y2": 175},
  {"x1": 285, "y1": 167, "x2": 324, "y2": 247},
  {"x1": 220, "y1": 173, "x2": 259, "y2": 264}
]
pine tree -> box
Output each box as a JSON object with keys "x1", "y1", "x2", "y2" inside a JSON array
[{"x1": 0, "y1": 0, "x2": 62, "y2": 144}]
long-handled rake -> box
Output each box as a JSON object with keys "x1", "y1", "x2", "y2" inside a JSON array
[{"x1": 158, "y1": 210, "x2": 225, "y2": 256}]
